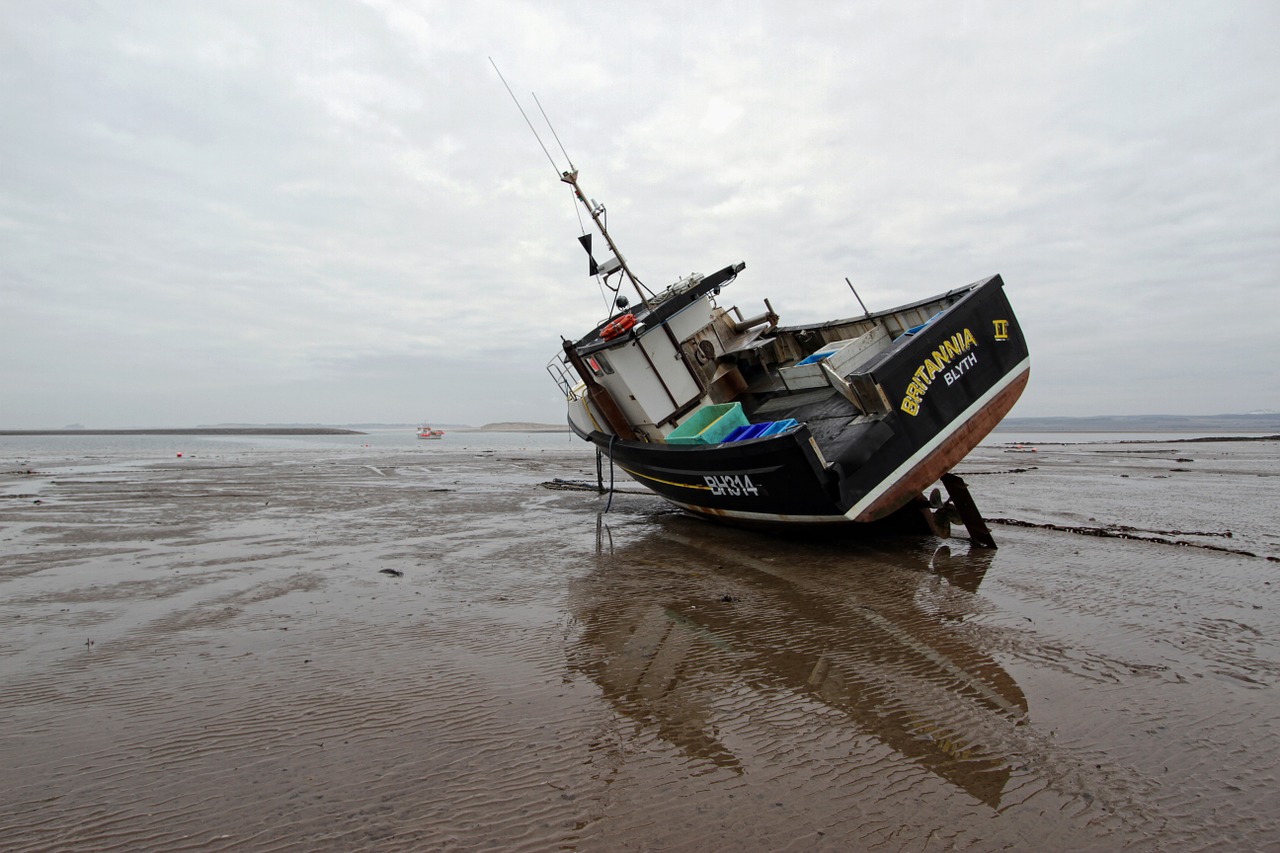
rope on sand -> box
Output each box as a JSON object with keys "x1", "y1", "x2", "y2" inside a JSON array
[{"x1": 541, "y1": 478, "x2": 649, "y2": 496}]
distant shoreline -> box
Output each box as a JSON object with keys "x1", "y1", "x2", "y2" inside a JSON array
[
  {"x1": 473, "y1": 425, "x2": 570, "y2": 433},
  {"x1": 0, "y1": 426, "x2": 576, "y2": 436},
  {"x1": 0, "y1": 428, "x2": 365, "y2": 436},
  {"x1": 995, "y1": 434, "x2": 1279, "y2": 445},
  {"x1": 996, "y1": 414, "x2": 1280, "y2": 432}
]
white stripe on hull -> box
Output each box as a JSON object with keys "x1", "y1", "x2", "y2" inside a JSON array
[{"x1": 665, "y1": 500, "x2": 850, "y2": 525}]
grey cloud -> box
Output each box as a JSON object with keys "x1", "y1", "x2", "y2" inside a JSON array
[{"x1": 1, "y1": 2, "x2": 1276, "y2": 428}]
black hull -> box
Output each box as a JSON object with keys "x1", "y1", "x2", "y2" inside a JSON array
[{"x1": 580, "y1": 276, "x2": 1030, "y2": 527}]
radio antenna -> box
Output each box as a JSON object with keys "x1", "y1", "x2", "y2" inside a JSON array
[
  {"x1": 489, "y1": 60, "x2": 651, "y2": 310},
  {"x1": 489, "y1": 57, "x2": 560, "y2": 178},
  {"x1": 532, "y1": 92, "x2": 575, "y2": 173}
]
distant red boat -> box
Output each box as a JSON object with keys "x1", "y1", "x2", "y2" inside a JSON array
[{"x1": 417, "y1": 425, "x2": 445, "y2": 440}]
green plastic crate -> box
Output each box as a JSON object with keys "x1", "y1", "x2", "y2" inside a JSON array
[{"x1": 665, "y1": 402, "x2": 749, "y2": 445}]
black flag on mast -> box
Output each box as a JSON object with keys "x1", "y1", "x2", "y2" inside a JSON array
[
  {"x1": 578, "y1": 234, "x2": 599, "y2": 277},
  {"x1": 577, "y1": 233, "x2": 623, "y2": 278}
]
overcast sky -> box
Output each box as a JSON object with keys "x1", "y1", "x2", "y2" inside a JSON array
[{"x1": 2, "y1": 1, "x2": 1277, "y2": 428}]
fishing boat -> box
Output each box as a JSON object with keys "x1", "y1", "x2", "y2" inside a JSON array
[
  {"x1": 417, "y1": 425, "x2": 445, "y2": 440},
  {"x1": 544, "y1": 167, "x2": 1029, "y2": 536}
]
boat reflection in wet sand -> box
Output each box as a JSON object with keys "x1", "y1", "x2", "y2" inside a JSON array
[
  {"x1": 569, "y1": 519, "x2": 1028, "y2": 809},
  {"x1": 545, "y1": 167, "x2": 1029, "y2": 535}
]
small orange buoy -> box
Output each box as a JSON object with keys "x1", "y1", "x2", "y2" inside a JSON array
[{"x1": 176, "y1": 452, "x2": 183, "y2": 458}]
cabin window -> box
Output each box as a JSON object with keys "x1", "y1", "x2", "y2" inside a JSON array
[{"x1": 587, "y1": 355, "x2": 614, "y2": 376}]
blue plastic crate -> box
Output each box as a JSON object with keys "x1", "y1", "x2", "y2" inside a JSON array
[
  {"x1": 730, "y1": 422, "x2": 771, "y2": 442},
  {"x1": 759, "y1": 418, "x2": 798, "y2": 436}
]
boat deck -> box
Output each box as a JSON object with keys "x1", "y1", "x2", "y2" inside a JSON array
[{"x1": 748, "y1": 387, "x2": 884, "y2": 464}]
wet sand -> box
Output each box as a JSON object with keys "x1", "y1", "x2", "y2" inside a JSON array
[{"x1": 1, "y1": 437, "x2": 1277, "y2": 851}]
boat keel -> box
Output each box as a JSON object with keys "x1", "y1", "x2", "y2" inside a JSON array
[{"x1": 940, "y1": 472, "x2": 997, "y2": 548}]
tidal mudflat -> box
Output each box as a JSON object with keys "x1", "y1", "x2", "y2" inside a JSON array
[{"x1": 1, "y1": 434, "x2": 1276, "y2": 851}]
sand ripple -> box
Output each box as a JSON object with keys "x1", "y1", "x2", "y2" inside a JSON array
[{"x1": 1, "y1": 439, "x2": 1277, "y2": 850}]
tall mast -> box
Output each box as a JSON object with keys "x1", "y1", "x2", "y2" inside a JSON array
[{"x1": 560, "y1": 169, "x2": 651, "y2": 311}]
